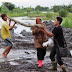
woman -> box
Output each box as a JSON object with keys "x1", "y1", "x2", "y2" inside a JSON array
[{"x1": 32, "y1": 17, "x2": 47, "y2": 68}]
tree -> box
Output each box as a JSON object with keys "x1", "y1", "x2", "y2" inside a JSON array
[
  {"x1": 35, "y1": 5, "x2": 49, "y2": 11},
  {"x1": 2, "y1": 2, "x2": 15, "y2": 10},
  {"x1": 35, "y1": 5, "x2": 41, "y2": 11},
  {"x1": 67, "y1": 4, "x2": 72, "y2": 12},
  {"x1": 52, "y1": 5, "x2": 68, "y2": 12},
  {"x1": 0, "y1": 5, "x2": 8, "y2": 13},
  {"x1": 26, "y1": 7, "x2": 33, "y2": 13},
  {"x1": 59, "y1": 9, "x2": 68, "y2": 17},
  {"x1": 0, "y1": 7, "x2": 1, "y2": 12}
]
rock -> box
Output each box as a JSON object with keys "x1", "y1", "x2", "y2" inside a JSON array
[{"x1": 25, "y1": 51, "x2": 30, "y2": 54}]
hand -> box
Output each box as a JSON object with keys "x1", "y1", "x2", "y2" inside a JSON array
[
  {"x1": 43, "y1": 25, "x2": 47, "y2": 30},
  {"x1": 33, "y1": 25, "x2": 35, "y2": 28},
  {"x1": 9, "y1": 19, "x2": 11, "y2": 23},
  {"x1": 14, "y1": 22, "x2": 17, "y2": 24},
  {"x1": 33, "y1": 25, "x2": 37, "y2": 29}
]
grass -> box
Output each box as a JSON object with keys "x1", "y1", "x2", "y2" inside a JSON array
[
  {"x1": 7, "y1": 12, "x2": 28, "y2": 17},
  {"x1": 62, "y1": 17, "x2": 72, "y2": 28}
]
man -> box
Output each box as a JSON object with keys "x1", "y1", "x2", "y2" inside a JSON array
[
  {"x1": 1, "y1": 13, "x2": 16, "y2": 58},
  {"x1": 44, "y1": 17, "x2": 66, "y2": 72}
]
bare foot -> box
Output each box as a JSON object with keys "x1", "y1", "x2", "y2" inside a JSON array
[{"x1": 2, "y1": 53, "x2": 7, "y2": 58}]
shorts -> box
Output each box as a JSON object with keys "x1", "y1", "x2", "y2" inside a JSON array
[{"x1": 4, "y1": 38, "x2": 13, "y2": 46}]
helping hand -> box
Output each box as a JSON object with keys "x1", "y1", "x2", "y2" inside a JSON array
[
  {"x1": 9, "y1": 19, "x2": 11, "y2": 23},
  {"x1": 14, "y1": 22, "x2": 17, "y2": 24}
]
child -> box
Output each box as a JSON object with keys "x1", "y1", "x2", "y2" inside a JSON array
[{"x1": 1, "y1": 13, "x2": 16, "y2": 58}]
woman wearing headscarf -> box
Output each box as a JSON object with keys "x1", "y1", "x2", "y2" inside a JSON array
[{"x1": 32, "y1": 17, "x2": 47, "y2": 68}]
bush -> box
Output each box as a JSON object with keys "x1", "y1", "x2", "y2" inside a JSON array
[
  {"x1": 59, "y1": 9, "x2": 68, "y2": 17},
  {"x1": 46, "y1": 12, "x2": 53, "y2": 18},
  {"x1": 33, "y1": 11, "x2": 41, "y2": 14},
  {"x1": 62, "y1": 17, "x2": 72, "y2": 28}
]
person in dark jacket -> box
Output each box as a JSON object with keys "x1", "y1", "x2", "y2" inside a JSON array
[
  {"x1": 44, "y1": 17, "x2": 66, "y2": 72},
  {"x1": 32, "y1": 17, "x2": 47, "y2": 68}
]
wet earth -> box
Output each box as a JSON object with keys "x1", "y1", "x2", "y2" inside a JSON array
[{"x1": 0, "y1": 21, "x2": 72, "y2": 72}]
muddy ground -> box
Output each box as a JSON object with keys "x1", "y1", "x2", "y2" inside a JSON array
[{"x1": 0, "y1": 21, "x2": 72, "y2": 72}]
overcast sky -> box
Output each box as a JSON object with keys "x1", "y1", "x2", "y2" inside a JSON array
[{"x1": 0, "y1": 0, "x2": 72, "y2": 8}]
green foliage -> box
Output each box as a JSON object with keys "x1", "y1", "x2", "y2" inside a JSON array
[
  {"x1": 0, "y1": 6, "x2": 8, "y2": 13},
  {"x1": 1, "y1": 9, "x2": 8, "y2": 13},
  {"x1": 2, "y1": 2, "x2": 15, "y2": 10},
  {"x1": 35, "y1": 5, "x2": 49, "y2": 11},
  {"x1": 0, "y1": 7, "x2": 1, "y2": 12},
  {"x1": 33, "y1": 11, "x2": 41, "y2": 14},
  {"x1": 52, "y1": 4, "x2": 72, "y2": 13},
  {"x1": 46, "y1": 12, "x2": 59, "y2": 19},
  {"x1": 58, "y1": 9, "x2": 68, "y2": 17},
  {"x1": 7, "y1": 12, "x2": 28, "y2": 17},
  {"x1": 67, "y1": 13, "x2": 72, "y2": 17},
  {"x1": 46, "y1": 12, "x2": 53, "y2": 18},
  {"x1": 26, "y1": 7, "x2": 33, "y2": 13},
  {"x1": 35, "y1": 5, "x2": 41, "y2": 11},
  {"x1": 52, "y1": 5, "x2": 65, "y2": 12},
  {"x1": 67, "y1": 4, "x2": 72, "y2": 13},
  {"x1": 62, "y1": 17, "x2": 72, "y2": 28}
]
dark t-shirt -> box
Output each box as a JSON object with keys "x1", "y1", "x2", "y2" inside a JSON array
[{"x1": 52, "y1": 26, "x2": 66, "y2": 47}]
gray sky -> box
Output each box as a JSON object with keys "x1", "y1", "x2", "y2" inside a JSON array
[{"x1": 0, "y1": 0, "x2": 72, "y2": 8}]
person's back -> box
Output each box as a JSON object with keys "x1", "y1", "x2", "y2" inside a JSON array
[{"x1": 33, "y1": 25, "x2": 47, "y2": 48}]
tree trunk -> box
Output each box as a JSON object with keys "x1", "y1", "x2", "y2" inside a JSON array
[{"x1": 7, "y1": 16, "x2": 44, "y2": 28}]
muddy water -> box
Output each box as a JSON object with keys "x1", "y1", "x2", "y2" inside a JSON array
[
  {"x1": 0, "y1": 48, "x2": 72, "y2": 72},
  {"x1": 0, "y1": 48, "x2": 72, "y2": 65},
  {"x1": 0, "y1": 48, "x2": 50, "y2": 63}
]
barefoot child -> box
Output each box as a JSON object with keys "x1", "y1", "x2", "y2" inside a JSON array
[{"x1": 1, "y1": 13, "x2": 16, "y2": 58}]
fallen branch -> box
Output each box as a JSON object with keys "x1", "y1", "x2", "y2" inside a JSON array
[{"x1": 7, "y1": 16, "x2": 44, "y2": 28}]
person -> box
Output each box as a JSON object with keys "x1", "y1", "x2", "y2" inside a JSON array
[
  {"x1": 44, "y1": 17, "x2": 66, "y2": 72},
  {"x1": 32, "y1": 17, "x2": 47, "y2": 68},
  {"x1": 1, "y1": 13, "x2": 16, "y2": 58}
]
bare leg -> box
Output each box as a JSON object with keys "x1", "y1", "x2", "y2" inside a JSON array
[
  {"x1": 2, "y1": 46, "x2": 12, "y2": 58},
  {"x1": 5, "y1": 46, "x2": 12, "y2": 57},
  {"x1": 60, "y1": 64, "x2": 65, "y2": 68},
  {"x1": 60, "y1": 64, "x2": 66, "y2": 72}
]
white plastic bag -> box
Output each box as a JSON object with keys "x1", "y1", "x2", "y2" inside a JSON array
[{"x1": 43, "y1": 38, "x2": 54, "y2": 47}]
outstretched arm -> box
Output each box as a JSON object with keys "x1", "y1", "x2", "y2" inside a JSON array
[
  {"x1": 9, "y1": 19, "x2": 11, "y2": 26},
  {"x1": 44, "y1": 29, "x2": 54, "y2": 37},
  {"x1": 43, "y1": 25, "x2": 54, "y2": 37},
  {"x1": 9, "y1": 22, "x2": 16, "y2": 30}
]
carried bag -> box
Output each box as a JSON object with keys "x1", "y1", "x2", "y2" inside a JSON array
[
  {"x1": 42, "y1": 38, "x2": 54, "y2": 47},
  {"x1": 55, "y1": 39, "x2": 71, "y2": 57}
]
